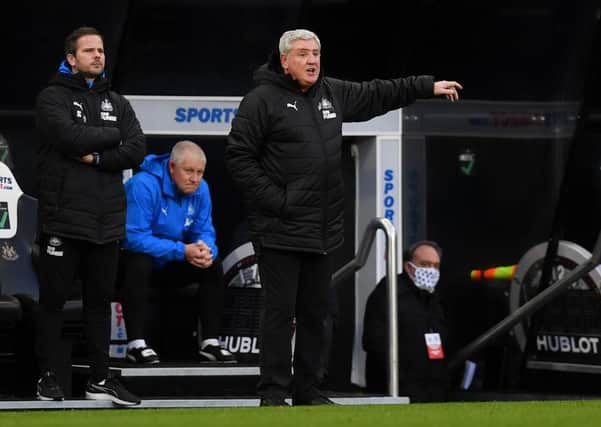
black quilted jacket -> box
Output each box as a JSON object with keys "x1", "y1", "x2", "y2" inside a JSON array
[
  {"x1": 35, "y1": 67, "x2": 146, "y2": 244},
  {"x1": 226, "y1": 54, "x2": 433, "y2": 253}
]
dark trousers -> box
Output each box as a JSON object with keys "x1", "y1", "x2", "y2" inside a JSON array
[
  {"x1": 119, "y1": 250, "x2": 224, "y2": 343},
  {"x1": 36, "y1": 233, "x2": 119, "y2": 382},
  {"x1": 257, "y1": 247, "x2": 331, "y2": 400}
]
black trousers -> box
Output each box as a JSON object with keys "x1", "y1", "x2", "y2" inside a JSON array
[
  {"x1": 36, "y1": 233, "x2": 119, "y2": 382},
  {"x1": 256, "y1": 247, "x2": 331, "y2": 400},
  {"x1": 119, "y1": 250, "x2": 225, "y2": 343}
]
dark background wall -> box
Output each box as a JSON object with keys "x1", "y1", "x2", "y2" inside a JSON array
[
  {"x1": 1, "y1": 0, "x2": 601, "y2": 392},
  {"x1": 2, "y1": 1, "x2": 598, "y2": 106}
]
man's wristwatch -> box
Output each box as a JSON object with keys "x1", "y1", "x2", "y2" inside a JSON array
[{"x1": 92, "y1": 152, "x2": 100, "y2": 166}]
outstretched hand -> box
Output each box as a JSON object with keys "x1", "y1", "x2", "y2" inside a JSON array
[{"x1": 434, "y1": 80, "x2": 463, "y2": 102}]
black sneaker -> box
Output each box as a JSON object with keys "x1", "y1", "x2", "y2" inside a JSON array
[
  {"x1": 260, "y1": 397, "x2": 290, "y2": 406},
  {"x1": 85, "y1": 378, "x2": 141, "y2": 406},
  {"x1": 127, "y1": 346, "x2": 160, "y2": 365},
  {"x1": 36, "y1": 371, "x2": 64, "y2": 401},
  {"x1": 198, "y1": 344, "x2": 237, "y2": 363},
  {"x1": 292, "y1": 394, "x2": 335, "y2": 406}
]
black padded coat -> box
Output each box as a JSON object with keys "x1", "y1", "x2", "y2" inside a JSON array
[
  {"x1": 225, "y1": 55, "x2": 433, "y2": 253},
  {"x1": 35, "y1": 68, "x2": 146, "y2": 244},
  {"x1": 363, "y1": 273, "x2": 451, "y2": 402}
]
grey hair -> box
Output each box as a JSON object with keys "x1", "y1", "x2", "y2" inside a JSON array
[
  {"x1": 279, "y1": 29, "x2": 321, "y2": 54},
  {"x1": 170, "y1": 140, "x2": 206, "y2": 165}
]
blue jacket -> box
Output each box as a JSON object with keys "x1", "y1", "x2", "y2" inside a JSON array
[{"x1": 121, "y1": 153, "x2": 218, "y2": 268}]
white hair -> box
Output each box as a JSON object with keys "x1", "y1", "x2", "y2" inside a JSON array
[
  {"x1": 170, "y1": 140, "x2": 206, "y2": 165},
  {"x1": 279, "y1": 29, "x2": 321, "y2": 54}
]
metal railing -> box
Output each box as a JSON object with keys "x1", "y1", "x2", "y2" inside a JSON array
[
  {"x1": 331, "y1": 217, "x2": 399, "y2": 397},
  {"x1": 449, "y1": 230, "x2": 601, "y2": 371}
]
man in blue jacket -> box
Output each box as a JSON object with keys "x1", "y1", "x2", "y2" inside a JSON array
[{"x1": 120, "y1": 140, "x2": 235, "y2": 364}]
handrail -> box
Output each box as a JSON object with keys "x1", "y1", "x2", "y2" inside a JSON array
[
  {"x1": 448, "y1": 229, "x2": 601, "y2": 371},
  {"x1": 331, "y1": 217, "x2": 398, "y2": 397}
]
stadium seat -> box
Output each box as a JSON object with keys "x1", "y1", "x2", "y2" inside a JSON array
[
  {"x1": 0, "y1": 161, "x2": 33, "y2": 351},
  {"x1": 0, "y1": 293, "x2": 21, "y2": 350},
  {"x1": 0, "y1": 161, "x2": 86, "y2": 396}
]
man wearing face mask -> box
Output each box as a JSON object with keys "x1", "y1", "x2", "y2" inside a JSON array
[{"x1": 362, "y1": 240, "x2": 450, "y2": 402}]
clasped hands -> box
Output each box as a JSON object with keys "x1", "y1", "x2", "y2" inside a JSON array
[{"x1": 185, "y1": 240, "x2": 213, "y2": 268}]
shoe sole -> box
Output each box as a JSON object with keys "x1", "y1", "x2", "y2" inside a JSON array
[
  {"x1": 127, "y1": 355, "x2": 160, "y2": 365},
  {"x1": 197, "y1": 351, "x2": 237, "y2": 363},
  {"x1": 36, "y1": 392, "x2": 64, "y2": 401},
  {"x1": 292, "y1": 401, "x2": 335, "y2": 406},
  {"x1": 85, "y1": 391, "x2": 140, "y2": 406},
  {"x1": 260, "y1": 401, "x2": 290, "y2": 406}
]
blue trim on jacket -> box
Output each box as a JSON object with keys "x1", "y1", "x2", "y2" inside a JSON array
[
  {"x1": 121, "y1": 153, "x2": 218, "y2": 268},
  {"x1": 58, "y1": 60, "x2": 106, "y2": 87}
]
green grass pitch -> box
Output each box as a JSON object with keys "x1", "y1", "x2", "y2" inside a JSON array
[{"x1": 3, "y1": 400, "x2": 601, "y2": 427}]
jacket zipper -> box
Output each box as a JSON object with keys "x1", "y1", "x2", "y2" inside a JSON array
[{"x1": 306, "y1": 94, "x2": 329, "y2": 254}]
